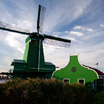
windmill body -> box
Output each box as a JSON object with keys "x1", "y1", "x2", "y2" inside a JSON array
[
  {"x1": 11, "y1": 33, "x2": 55, "y2": 79},
  {"x1": 0, "y1": 5, "x2": 71, "y2": 79}
]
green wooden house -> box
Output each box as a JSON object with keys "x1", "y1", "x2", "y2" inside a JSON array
[{"x1": 52, "y1": 55, "x2": 99, "y2": 84}]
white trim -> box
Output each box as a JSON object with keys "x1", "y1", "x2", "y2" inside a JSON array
[
  {"x1": 78, "y1": 78, "x2": 85, "y2": 85},
  {"x1": 38, "y1": 40, "x2": 41, "y2": 71},
  {"x1": 51, "y1": 68, "x2": 60, "y2": 79},
  {"x1": 63, "y1": 78, "x2": 70, "y2": 83}
]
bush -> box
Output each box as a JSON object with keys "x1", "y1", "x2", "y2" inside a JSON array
[
  {"x1": 0, "y1": 78, "x2": 91, "y2": 104},
  {"x1": 90, "y1": 91, "x2": 104, "y2": 104}
]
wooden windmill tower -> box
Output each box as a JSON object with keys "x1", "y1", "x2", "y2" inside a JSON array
[{"x1": 0, "y1": 5, "x2": 71, "y2": 79}]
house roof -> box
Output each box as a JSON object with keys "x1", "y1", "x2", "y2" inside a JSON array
[{"x1": 82, "y1": 65, "x2": 104, "y2": 76}]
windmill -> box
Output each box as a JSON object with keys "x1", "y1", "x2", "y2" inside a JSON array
[{"x1": 0, "y1": 5, "x2": 71, "y2": 79}]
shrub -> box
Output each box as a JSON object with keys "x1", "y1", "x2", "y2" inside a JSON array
[
  {"x1": 90, "y1": 91, "x2": 104, "y2": 104},
  {"x1": 0, "y1": 78, "x2": 91, "y2": 104}
]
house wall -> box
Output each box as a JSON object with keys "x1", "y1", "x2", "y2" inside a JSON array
[{"x1": 52, "y1": 55, "x2": 99, "y2": 84}]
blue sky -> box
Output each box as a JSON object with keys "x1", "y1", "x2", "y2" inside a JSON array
[{"x1": 0, "y1": 0, "x2": 104, "y2": 72}]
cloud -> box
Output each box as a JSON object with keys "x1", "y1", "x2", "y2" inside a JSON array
[
  {"x1": 52, "y1": 32, "x2": 62, "y2": 37},
  {"x1": 100, "y1": 24, "x2": 104, "y2": 27},
  {"x1": 0, "y1": 1, "x2": 13, "y2": 22},
  {"x1": 50, "y1": 31, "x2": 77, "y2": 42},
  {"x1": 15, "y1": 19, "x2": 33, "y2": 32},
  {"x1": 43, "y1": 43, "x2": 70, "y2": 68},
  {"x1": 5, "y1": 32, "x2": 26, "y2": 53},
  {"x1": 73, "y1": 26, "x2": 94, "y2": 32},
  {"x1": 68, "y1": 40, "x2": 104, "y2": 70},
  {"x1": 66, "y1": 37, "x2": 76, "y2": 42},
  {"x1": 62, "y1": 35, "x2": 76, "y2": 42},
  {"x1": 69, "y1": 31, "x2": 84, "y2": 37},
  {"x1": 44, "y1": 0, "x2": 93, "y2": 33}
]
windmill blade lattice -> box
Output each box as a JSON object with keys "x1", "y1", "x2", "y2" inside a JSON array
[
  {"x1": 43, "y1": 34, "x2": 71, "y2": 48},
  {"x1": 0, "y1": 21, "x2": 30, "y2": 35},
  {"x1": 37, "y1": 5, "x2": 46, "y2": 33}
]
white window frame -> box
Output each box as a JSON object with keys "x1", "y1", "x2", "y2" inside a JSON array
[
  {"x1": 78, "y1": 78, "x2": 85, "y2": 85},
  {"x1": 63, "y1": 78, "x2": 70, "y2": 83}
]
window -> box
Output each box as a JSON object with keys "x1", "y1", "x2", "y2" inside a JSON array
[
  {"x1": 71, "y1": 67, "x2": 77, "y2": 72},
  {"x1": 63, "y1": 79, "x2": 70, "y2": 83},
  {"x1": 78, "y1": 79, "x2": 85, "y2": 85}
]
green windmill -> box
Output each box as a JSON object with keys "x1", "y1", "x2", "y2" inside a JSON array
[{"x1": 0, "y1": 5, "x2": 71, "y2": 79}]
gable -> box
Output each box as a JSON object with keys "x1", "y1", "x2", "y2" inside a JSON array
[{"x1": 52, "y1": 55, "x2": 98, "y2": 83}]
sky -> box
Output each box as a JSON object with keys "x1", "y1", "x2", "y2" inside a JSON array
[{"x1": 0, "y1": 0, "x2": 104, "y2": 73}]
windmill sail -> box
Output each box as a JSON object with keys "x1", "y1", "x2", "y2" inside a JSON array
[
  {"x1": 0, "y1": 4, "x2": 71, "y2": 48},
  {"x1": 0, "y1": 21, "x2": 30, "y2": 35},
  {"x1": 44, "y1": 34, "x2": 71, "y2": 48},
  {"x1": 37, "y1": 5, "x2": 46, "y2": 33}
]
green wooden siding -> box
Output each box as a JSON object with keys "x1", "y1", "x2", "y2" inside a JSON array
[
  {"x1": 11, "y1": 35, "x2": 55, "y2": 79},
  {"x1": 52, "y1": 55, "x2": 98, "y2": 84}
]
